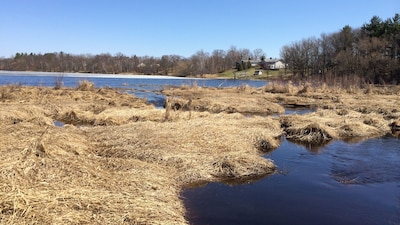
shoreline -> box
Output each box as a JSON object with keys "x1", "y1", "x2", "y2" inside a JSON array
[{"x1": 0, "y1": 70, "x2": 203, "y2": 80}]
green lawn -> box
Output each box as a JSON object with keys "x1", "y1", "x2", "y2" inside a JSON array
[{"x1": 217, "y1": 68, "x2": 291, "y2": 80}]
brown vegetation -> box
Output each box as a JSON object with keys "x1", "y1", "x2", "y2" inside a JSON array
[
  {"x1": 164, "y1": 81, "x2": 399, "y2": 144},
  {"x1": 0, "y1": 84, "x2": 279, "y2": 224},
  {"x1": 0, "y1": 81, "x2": 399, "y2": 224},
  {"x1": 162, "y1": 84, "x2": 285, "y2": 115}
]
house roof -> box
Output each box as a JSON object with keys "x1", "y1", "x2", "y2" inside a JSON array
[
  {"x1": 241, "y1": 59, "x2": 283, "y2": 64},
  {"x1": 264, "y1": 59, "x2": 282, "y2": 63}
]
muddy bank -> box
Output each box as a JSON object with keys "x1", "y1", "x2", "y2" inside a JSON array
[{"x1": 0, "y1": 83, "x2": 399, "y2": 224}]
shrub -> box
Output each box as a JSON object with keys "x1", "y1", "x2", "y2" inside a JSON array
[{"x1": 77, "y1": 80, "x2": 95, "y2": 91}]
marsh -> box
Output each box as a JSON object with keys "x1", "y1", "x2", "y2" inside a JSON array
[{"x1": 0, "y1": 71, "x2": 399, "y2": 224}]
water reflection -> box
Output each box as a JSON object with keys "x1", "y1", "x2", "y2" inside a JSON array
[
  {"x1": 328, "y1": 136, "x2": 400, "y2": 185},
  {"x1": 53, "y1": 120, "x2": 65, "y2": 127},
  {"x1": 183, "y1": 137, "x2": 400, "y2": 225},
  {"x1": 285, "y1": 139, "x2": 333, "y2": 153},
  {"x1": 284, "y1": 107, "x2": 315, "y2": 115},
  {"x1": 392, "y1": 129, "x2": 400, "y2": 138}
]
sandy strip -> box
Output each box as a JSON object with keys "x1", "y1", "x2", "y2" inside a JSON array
[{"x1": 0, "y1": 70, "x2": 201, "y2": 79}]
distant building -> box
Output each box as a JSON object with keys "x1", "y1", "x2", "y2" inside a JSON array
[
  {"x1": 242, "y1": 58, "x2": 286, "y2": 70},
  {"x1": 267, "y1": 59, "x2": 286, "y2": 70},
  {"x1": 261, "y1": 59, "x2": 286, "y2": 70},
  {"x1": 249, "y1": 60, "x2": 260, "y2": 67}
]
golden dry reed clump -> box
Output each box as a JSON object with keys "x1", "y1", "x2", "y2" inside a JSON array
[{"x1": 76, "y1": 79, "x2": 95, "y2": 91}]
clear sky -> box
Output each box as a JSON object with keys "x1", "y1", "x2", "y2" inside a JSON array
[{"x1": 1, "y1": 0, "x2": 399, "y2": 59}]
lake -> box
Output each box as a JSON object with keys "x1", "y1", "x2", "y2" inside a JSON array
[
  {"x1": 1, "y1": 71, "x2": 399, "y2": 225},
  {"x1": 0, "y1": 71, "x2": 266, "y2": 108}
]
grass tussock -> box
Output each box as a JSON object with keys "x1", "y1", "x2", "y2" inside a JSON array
[
  {"x1": 281, "y1": 109, "x2": 392, "y2": 144},
  {"x1": 263, "y1": 81, "x2": 298, "y2": 95},
  {"x1": 284, "y1": 122, "x2": 335, "y2": 144},
  {"x1": 254, "y1": 133, "x2": 282, "y2": 153},
  {"x1": 0, "y1": 84, "x2": 21, "y2": 101},
  {"x1": 76, "y1": 79, "x2": 95, "y2": 91}
]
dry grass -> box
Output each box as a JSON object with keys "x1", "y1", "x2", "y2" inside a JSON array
[
  {"x1": 263, "y1": 81, "x2": 299, "y2": 95},
  {"x1": 0, "y1": 85, "x2": 281, "y2": 224},
  {"x1": 0, "y1": 83, "x2": 398, "y2": 224},
  {"x1": 76, "y1": 80, "x2": 95, "y2": 91},
  {"x1": 89, "y1": 113, "x2": 280, "y2": 186},
  {"x1": 163, "y1": 85, "x2": 285, "y2": 115},
  {"x1": 0, "y1": 124, "x2": 184, "y2": 224},
  {"x1": 281, "y1": 109, "x2": 393, "y2": 144}
]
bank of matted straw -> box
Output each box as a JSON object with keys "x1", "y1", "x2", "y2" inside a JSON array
[
  {"x1": 0, "y1": 85, "x2": 281, "y2": 224},
  {"x1": 89, "y1": 113, "x2": 281, "y2": 185},
  {"x1": 163, "y1": 85, "x2": 285, "y2": 115},
  {"x1": 0, "y1": 123, "x2": 186, "y2": 224},
  {"x1": 281, "y1": 109, "x2": 392, "y2": 144}
]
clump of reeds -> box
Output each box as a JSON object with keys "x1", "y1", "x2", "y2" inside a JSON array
[
  {"x1": 173, "y1": 81, "x2": 199, "y2": 90},
  {"x1": 281, "y1": 108, "x2": 393, "y2": 145},
  {"x1": 0, "y1": 88, "x2": 11, "y2": 100},
  {"x1": 390, "y1": 120, "x2": 400, "y2": 137},
  {"x1": 297, "y1": 82, "x2": 313, "y2": 95},
  {"x1": 236, "y1": 84, "x2": 250, "y2": 92},
  {"x1": 211, "y1": 154, "x2": 276, "y2": 180},
  {"x1": 263, "y1": 81, "x2": 298, "y2": 95},
  {"x1": 391, "y1": 120, "x2": 400, "y2": 130},
  {"x1": 164, "y1": 97, "x2": 193, "y2": 120},
  {"x1": 0, "y1": 85, "x2": 20, "y2": 101},
  {"x1": 284, "y1": 122, "x2": 334, "y2": 144},
  {"x1": 54, "y1": 76, "x2": 64, "y2": 90},
  {"x1": 254, "y1": 133, "x2": 282, "y2": 153},
  {"x1": 76, "y1": 79, "x2": 95, "y2": 91}
]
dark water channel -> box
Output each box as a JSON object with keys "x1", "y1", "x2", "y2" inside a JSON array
[
  {"x1": 1, "y1": 71, "x2": 399, "y2": 224},
  {"x1": 183, "y1": 137, "x2": 400, "y2": 225}
]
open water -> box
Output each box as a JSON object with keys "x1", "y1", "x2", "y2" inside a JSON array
[
  {"x1": 183, "y1": 137, "x2": 400, "y2": 225},
  {"x1": 0, "y1": 71, "x2": 266, "y2": 108},
  {"x1": 1, "y1": 71, "x2": 399, "y2": 225}
]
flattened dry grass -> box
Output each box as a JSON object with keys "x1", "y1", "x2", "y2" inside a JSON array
[
  {"x1": 0, "y1": 123, "x2": 185, "y2": 225},
  {"x1": 281, "y1": 109, "x2": 392, "y2": 144},
  {"x1": 90, "y1": 113, "x2": 281, "y2": 186},
  {"x1": 163, "y1": 85, "x2": 285, "y2": 115},
  {"x1": 0, "y1": 85, "x2": 280, "y2": 224}
]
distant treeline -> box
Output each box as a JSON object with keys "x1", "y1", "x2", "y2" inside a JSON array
[
  {"x1": 0, "y1": 14, "x2": 399, "y2": 84},
  {"x1": 0, "y1": 47, "x2": 263, "y2": 77},
  {"x1": 281, "y1": 14, "x2": 400, "y2": 84}
]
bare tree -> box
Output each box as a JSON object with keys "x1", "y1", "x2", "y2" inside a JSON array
[
  {"x1": 253, "y1": 48, "x2": 265, "y2": 61},
  {"x1": 211, "y1": 49, "x2": 226, "y2": 73}
]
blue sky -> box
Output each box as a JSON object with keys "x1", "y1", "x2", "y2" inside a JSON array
[{"x1": 1, "y1": 0, "x2": 399, "y2": 59}]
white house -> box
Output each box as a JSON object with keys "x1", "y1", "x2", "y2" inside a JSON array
[
  {"x1": 239, "y1": 58, "x2": 286, "y2": 70},
  {"x1": 265, "y1": 59, "x2": 286, "y2": 70},
  {"x1": 263, "y1": 59, "x2": 286, "y2": 70}
]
